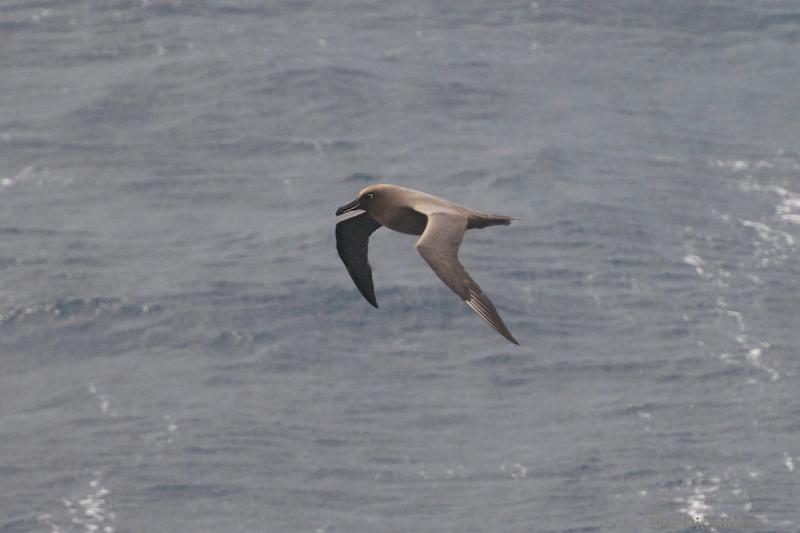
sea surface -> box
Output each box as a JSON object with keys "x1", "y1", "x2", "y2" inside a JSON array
[{"x1": 1, "y1": 1, "x2": 799, "y2": 532}]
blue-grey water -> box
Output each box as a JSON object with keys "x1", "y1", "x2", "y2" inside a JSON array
[{"x1": 2, "y1": 1, "x2": 799, "y2": 532}]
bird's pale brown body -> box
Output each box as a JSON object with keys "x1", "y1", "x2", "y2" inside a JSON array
[
  {"x1": 335, "y1": 183, "x2": 518, "y2": 344},
  {"x1": 379, "y1": 206, "x2": 428, "y2": 235}
]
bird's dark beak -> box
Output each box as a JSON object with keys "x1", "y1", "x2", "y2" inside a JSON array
[{"x1": 335, "y1": 199, "x2": 361, "y2": 216}]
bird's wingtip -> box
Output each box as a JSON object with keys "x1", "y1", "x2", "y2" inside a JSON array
[{"x1": 363, "y1": 293, "x2": 378, "y2": 308}]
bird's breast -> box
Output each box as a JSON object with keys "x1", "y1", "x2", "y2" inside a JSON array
[{"x1": 376, "y1": 207, "x2": 428, "y2": 236}]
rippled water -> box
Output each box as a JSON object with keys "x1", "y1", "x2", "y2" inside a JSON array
[{"x1": 1, "y1": 1, "x2": 799, "y2": 532}]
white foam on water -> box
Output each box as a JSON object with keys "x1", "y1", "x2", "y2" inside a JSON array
[
  {"x1": 674, "y1": 464, "x2": 778, "y2": 530},
  {"x1": 72, "y1": 471, "x2": 116, "y2": 533},
  {"x1": 37, "y1": 513, "x2": 63, "y2": 533},
  {"x1": 162, "y1": 414, "x2": 179, "y2": 445},
  {"x1": 740, "y1": 219, "x2": 794, "y2": 266},
  {"x1": 682, "y1": 249, "x2": 731, "y2": 287},
  {"x1": 500, "y1": 462, "x2": 528, "y2": 480},
  {"x1": 87, "y1": 383, "x2": 117, "y2": 417},
  {"x1": 39, "y1": 385, "x2": 183, "y2": 532},
  {"x1": 444, "y1": 464, "x2": 467, "y2": 478},
  {"x1": 683, "y1": 232, "x2": 782, "y2": 382},
  {"x1": 0, "y1": 165, "x2": 34, "y2": 188},
  {"x1": 764, "y1": 184, "x2": 800, "y2": 227},
  {"x1": 683, "y1": 254, "x2": 707, "y2": 276},
  {"x1": 741, "y1": 179, "x2": 800, "y2": 232},
  {"x1": 783, "y1": 452, "x2": 795, "y2": 473},
  {"x1": 712, "y1": 159, "x2": 750, "y2": 171},
  {"x1": 675, "y1": 470, "x2": 724, "y2": 531},
  {"x1": 722, "y1": 307, "x2": 745, "y2": 332},
  {"x1": 42, "y1": 472, "x2": 116, "y2": 533},
  {"x1": 745, "y1": 345, "x2": 779, "y2": 382},
  {"x1": 713, "y1": 299, "x2": 781, "y2": 382}
]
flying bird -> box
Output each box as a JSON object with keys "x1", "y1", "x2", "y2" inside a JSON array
[{"x1": 335, "y1": 183, "x2": 519, "y2": 345}]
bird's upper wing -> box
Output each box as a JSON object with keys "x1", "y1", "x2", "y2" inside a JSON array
[
  {"x1": 336, "y1": 212, "x2": 383, "y2": 307},
  {"x1": 415, "y1": 210, "x2": 519, "y2": 345}
]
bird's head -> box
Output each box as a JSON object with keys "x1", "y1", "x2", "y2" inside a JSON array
[{"x1": 335, "y1": 184, "x2": 399, "y2": 217}]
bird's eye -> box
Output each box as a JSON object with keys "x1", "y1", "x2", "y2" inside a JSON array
[{"x1": 366, "y1": 193, "x2": 374, "y2": 199}]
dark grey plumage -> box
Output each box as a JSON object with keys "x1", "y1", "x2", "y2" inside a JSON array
[{"x1": 335, "y1": 212, "x2": 381, "y2": 308}]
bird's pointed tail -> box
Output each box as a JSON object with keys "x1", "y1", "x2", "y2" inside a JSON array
[{"x1": 467, "y1": 212, "x2": 520, "y2": 229}]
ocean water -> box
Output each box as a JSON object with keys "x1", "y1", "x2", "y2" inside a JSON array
[{"x1": 1, "y1": 1, "x2": 799, "y2": 532}]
